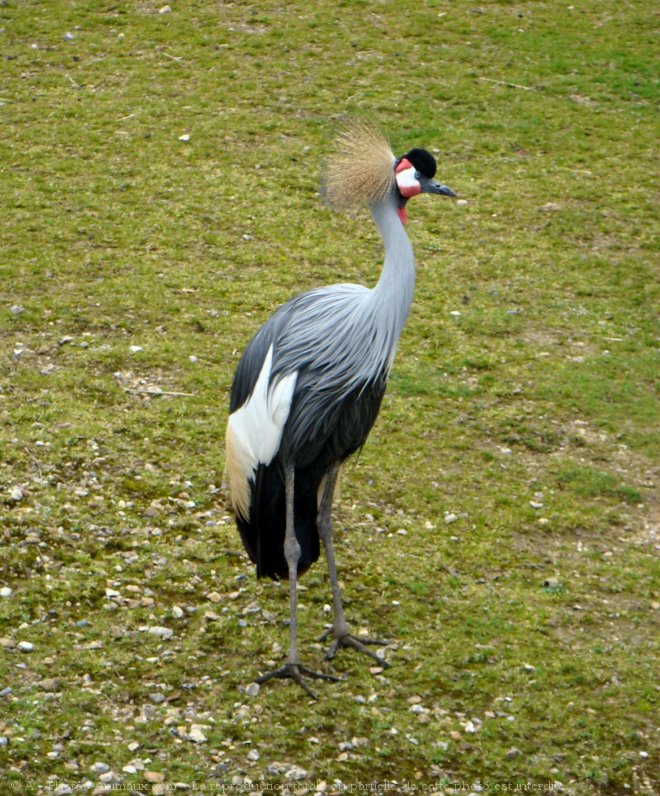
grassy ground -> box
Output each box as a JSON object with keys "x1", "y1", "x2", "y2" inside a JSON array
[{"x1": 1, "y1": 0, "x2": 658, "y2": 793}]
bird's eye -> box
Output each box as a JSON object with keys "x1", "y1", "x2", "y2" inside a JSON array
[{"x1": 414, "y1": 171, "x2": 421, "y2": 180}]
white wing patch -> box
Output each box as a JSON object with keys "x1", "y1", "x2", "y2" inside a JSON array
[{"x1": 225, "y1": 345, "x2": 297, "y2": 520}]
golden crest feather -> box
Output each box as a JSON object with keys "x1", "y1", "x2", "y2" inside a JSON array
[{"x1": 323, "y1": 118, "x2": 396, "y2": 210}]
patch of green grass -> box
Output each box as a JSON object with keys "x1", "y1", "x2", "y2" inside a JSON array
[
  {"x1": 554, "y1": 463, "x2": 644, "y2": 505},
  {"x1": 1, "y1": 0, "x2": 658, "y2": 794}
]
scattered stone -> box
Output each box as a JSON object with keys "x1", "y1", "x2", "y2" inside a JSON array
[
  {"x1": 0, "y1": 687, "x2": 12, "y2": 697},
  {"x1": 159, "y1": 4, "x2": 172, "y2": 13},
  {"x1": 522, "y1": 663, "x2": 536, "y2": 672},
  {"x1": 10, "y1": 305, "x2": 25, "y2": 315},
  {"x1": 172, "y1": 606, "x2": 184, "y2": 619},
  {"x1": 8, "y1": 486, "x2": 24, "y2": 502},
  {"x1": 1, "y1": 638, "x2": 16, "y2": 650},
  {"x1": 246, "y1": 749, "x2": 260, "y2": 761},
  {"x1": 179, "y1": 133, "x2": 190, "y2": 142},
  {"x1": 456, "y1": 199, "x2": 469, "y2": 207},
  {"x1": 144, "y1": 772, "x2": 165, "y2": 784},
  {"x1": 149, "y1": 693, "x2": 166, "y2": 704},
  {"x1": 39, "y1": 678, "x2": 61, "y2": 692},
  {"x1": 245, "y1": 682, "x2": 260, "y2": 697},
  {"x1": 99, "y1": 771, "x2": 116, "y2": 784},
  {"x1": 529, "y1": 501, "x2": 544, "y2": 509},
  {"x1": 63, "y1": 32, "x2": 75, "y2": 41},
  {"x1": 17, "y1": 641, "x2": 34, "y2": 653},
  {"x1": 123, "y1": 764, "x2": 137, "y2": 774},
  {"x1": 0, "y1": 587, "x2": 12, "y2": 598},
  {"x1": 127, "y1": 741, "x2": 140, "y2": 752},
  {"x1": 207, "y1": 591, "x2": 221, "y2": 603},
  {"x1": 285, "y1": 766, "x2": 309, "y2": 781},
  {"x1": 507, "y1": 747, "x2": 522, "y2": 758},
  {"x1": 142, "y1": 626, "x2": 173, "y2": 640},
  {"x1": 90, "y1": 762, "x2": 110, "y2": 774},
  {"x1": 188, "y1": 725, "x2": 207, "y2": 743},
  {"x1": 53, "y1": 786, "x2": 73, "y2": 796}
]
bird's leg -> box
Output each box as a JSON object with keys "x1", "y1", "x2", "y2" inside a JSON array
[
  {"x1": 318, "y1": 464, "x2": 391, "y2": 668},
  {"x1": 255, "y1": 464, "x2": 339, "y2": 699}
]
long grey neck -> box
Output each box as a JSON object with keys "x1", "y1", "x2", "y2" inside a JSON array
[{"x1": 369, "y1": 195, "x2": 416, "y2": 348}]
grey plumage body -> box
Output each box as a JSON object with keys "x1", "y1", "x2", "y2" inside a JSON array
[{"x1": 231, "y1": 199, "x2": 414, "y2": 464}]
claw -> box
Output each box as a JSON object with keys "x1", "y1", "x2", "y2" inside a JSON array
[{"x1": 256, "y1": 662, "x2": 340, "y2": 700}]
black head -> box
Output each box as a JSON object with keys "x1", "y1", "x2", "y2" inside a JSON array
[{"x1": 400, "y1": 147, "x2": 437, "y2": 179}]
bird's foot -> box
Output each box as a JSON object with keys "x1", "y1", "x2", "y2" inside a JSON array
[
  {"x1": 255, "y1": 662, "x2": 340, "y2": 700},
  {"x1": 321, "y1": 628, "x2": 392, "y2": 668}
]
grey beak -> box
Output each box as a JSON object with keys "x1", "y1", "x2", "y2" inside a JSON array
[{"x1": 427, "y1": 180, "x2": 457, "y2": 198}]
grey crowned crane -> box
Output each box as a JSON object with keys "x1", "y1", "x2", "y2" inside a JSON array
[{"x1": 225, "y1": 120, "x2": 456, "y2": 697}]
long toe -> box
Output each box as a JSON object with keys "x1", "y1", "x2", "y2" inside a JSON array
[
  {"x1": 256, "y1": 662, "x2": 340, "y2": 700},
  {"x1": 324, "y1": 633, "x2": 392, "y2": 668}
]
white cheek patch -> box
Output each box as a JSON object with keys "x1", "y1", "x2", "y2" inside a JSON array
[
  {"x1": 225, "y1": 345, "x2": 297, "y2": 519},
  {"x1": 395, "y1": 165, "x2": 421, "y2": 198}
]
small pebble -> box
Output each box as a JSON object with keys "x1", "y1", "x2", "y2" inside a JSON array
[
  {"x1": 179, "y1": 133, "x2": 190, "y2": 142},
  {"x1": 245, "y1": 682, "x2": 260, "y2": 697},
  {"x1": 0, "y1": 687, "x2": 12, "y2": 697},
  {"x1": 456, "y1": 199, "x2": 468, "y2": 207},
  {"x1": 159, "y1": 4, "x2": 172, "y2": 13},
  {"x1": 17, "y1": 641, "x2": 34, "y2": 653},
  {"x1": 285, "y1": 767, "x2": 309, "y2": 781},
  {"x1": 144, "y1": 771, "x2": 165, "y2": 784},
  {"x1": 188, "y1": 725, "x2": 207, "y2": 743},
  {"x1": 90, "y1": 762, "x2": 110, "y2": 774},
  {"x1": 0, "y1": 587, "x2": 12, "y2": 598},
  {"x1": 53, "y1": 786, "x2": 73, "y2": 796},
  {"x1": 246, "y1": 749, "x2": 260, "y2": 762},
  {"x1": 39, "y1": 678, "x2": 61, "y2": 692},
  {"x1": 172, "y1": 606, "x2": 184, "y2": 619},
  {"x1": 10, "y1": 305, "x2": 25, "y2": 315},
  {"x1": 143, "y1": 626, "x2": 173, "y2": 640}
]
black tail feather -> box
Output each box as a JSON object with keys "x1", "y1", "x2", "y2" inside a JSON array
[{"x1": 237, "y1": 461, "x2": 321, "y2": 579}]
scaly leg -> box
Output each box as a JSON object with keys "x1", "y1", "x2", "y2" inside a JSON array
[
  {"x1": 256, "y1": 464, "x2": 339, "y2": 699},
  {"x1": 318, "y1": 464, "x2": 391, "y2": 668}
]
